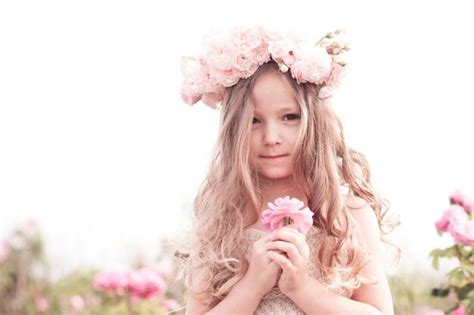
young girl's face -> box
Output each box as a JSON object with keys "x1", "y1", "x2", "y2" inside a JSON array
[{"x1": 249, "y1": 71, "x2": 301, "y2": 180}]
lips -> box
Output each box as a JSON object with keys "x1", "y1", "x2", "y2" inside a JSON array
[{"x1": 261, "y1": 154, "x2": 288, "y2": 159}]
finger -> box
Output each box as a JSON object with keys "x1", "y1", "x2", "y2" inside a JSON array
[
  {"x1": 267, "y1": 250, "x2": 296, "y2": 273},
  {"x1": 255, "y1": 233, "x2": 274, "y2": 246},
  {"x1": 272, "y1": 229, "x2": 308, "y2": 258},
  {"x1": 267, "y1": 241, "x2": 300, "y2": 263},
  {"x1": 272, "y1": 226, "x2": 305, "y2": 244}
]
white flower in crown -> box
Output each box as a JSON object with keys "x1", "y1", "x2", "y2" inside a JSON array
[{"x1": 180, "y1": 26, "x2": 350, "y2": 109}]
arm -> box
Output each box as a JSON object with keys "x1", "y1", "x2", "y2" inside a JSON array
[
  {"x1": 186, "y1": 274, "x2": 265, "y2": 315},
  {"x1": 287, "y1": 197, "x2": 394, "y2": 315},
  {"x1": 286, "y1": 277, "x2": 385, "y2": 315}
]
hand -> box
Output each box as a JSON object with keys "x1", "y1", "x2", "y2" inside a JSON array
[
  {"x1": 245, "y1": 232, "x2": 282, "y2": 297},
  {"x1": 266, "y1": 225, "x2": 311, "y2": 296}
]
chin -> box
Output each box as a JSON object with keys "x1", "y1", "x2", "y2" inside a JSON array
[{"x1": 259, "y1": 169, "x2": 293, "y2": 180}]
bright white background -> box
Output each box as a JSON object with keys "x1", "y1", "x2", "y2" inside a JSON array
[{"x1": 1, "y1": 1, "x2": 473, "y2": 279}]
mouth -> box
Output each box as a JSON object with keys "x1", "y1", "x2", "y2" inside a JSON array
[{"x1": 260, "y1": 154, "x2": 289, "y2": 159}]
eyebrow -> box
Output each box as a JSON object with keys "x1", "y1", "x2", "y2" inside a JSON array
[{"x1": 254, "y1": 106, "x2": 299, "y2": 116}]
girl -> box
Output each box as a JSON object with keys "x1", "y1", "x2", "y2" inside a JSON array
[{"x1": 175, "y1": 26, "x2": 399, "y2": 315}]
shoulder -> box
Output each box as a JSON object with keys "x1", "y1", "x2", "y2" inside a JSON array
[{"x1": 344, "y1": 195, "x2": 381, "y2": 243}]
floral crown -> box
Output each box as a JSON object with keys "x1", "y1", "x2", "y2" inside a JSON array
[{"x1": 180, "y1": 25, "x2": 349, "y2": 109}]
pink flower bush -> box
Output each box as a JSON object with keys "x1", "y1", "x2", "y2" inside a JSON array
[
  {"x1": 261, "y1": 196, "x2": 314, "y2": 234},
  {"x1": 93, "y1": 267, "x2": 166, "y2": 300},
  {"x1": 430, "y1": 190, "x2": 474, "y2": 313},
  {"x1": 93, "y1": 266, "x2": 132, "y2": 293},
  {"x1": 435, "y1": 192, "x2": 474, "y2": 245},
  {"x1": 128, "y1": 269, "x2": 166, "y2": 300}
]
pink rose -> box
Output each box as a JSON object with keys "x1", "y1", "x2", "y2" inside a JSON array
[
  {"x1": 452, "y1": 304, "x2": 466, "y2": 315},
  {"x1": 463, "y1": 197, "x2": 474, "y2": 213},
  {"x1": 128, "y1": 269, "x2": 166, "y2": 300},
  {"x1": 253, "y1": 41, "x2": 271, "y2": 66},
  {"x1": 324, "y1": 63, "x2": 346, "y2": 89},
  {"x1": 93, "y1": 266, "x2": 132, "y2": 293},
  {"x1": 268, "y1": 37, "x2": 302, "y2": 67},
  {"x1": 290, "y1": 46, "x2": 332, "y2": 85},
  {"x1": 233, "y1": 51, "x2": 255, "y2": 72},
  {"x1": 448, "y1": 206, "x2": 474, "y2": 245},
  {"x1": 180, "y1": 82, "x2": 202, "y2": 106},
  {"x1": 261, "y1": 196, "x2": 314, "y2": 234},
  {"x1": 434, "y1": 205, "x2": 461, "y2": 233},
  {"x1": 450, "y1": 189, "x2": 467, "y2": 206},
  {"x1": 231, "y1": 25, "x2": 266, "y2": 51}
]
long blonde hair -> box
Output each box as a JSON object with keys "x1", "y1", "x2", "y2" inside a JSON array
[{"x1": 174, "y1": 61, "x2": 399, "y2": 308}]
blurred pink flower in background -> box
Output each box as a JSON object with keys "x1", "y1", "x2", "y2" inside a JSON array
[
  {"x1": 435, "y1": 205, "x2": 457, "y2": 233},
  {"x1": 435, "y1": 191, "x2": 474, "y2": 245},
  {"x1": 93, "y1": 266, "x2": 166, "y2": 300},
  {"x1": 128, "y1": 269, "x2": 166, "y2": 300},
  {"x1": 463, "y1": 197, "x2": 474, "y2": 213},
  {"x1": 93, "y1": 266, "x2": 132, "y2": 293},
  {"x1": 450, "y1": 189, "x2": 468, "y2": 206},
  {"x1": 33, "y1": 295, "x2": 49, "y2": 313},
  {"x1": 69, "y1": 294, "x2": 85, "y2": 312},
  {"x1": 449, "y1": 189, "x2": 474, "y2": 213},
  {"x1": 261, "y1": 196, "x2": 314, "y2": 234}
]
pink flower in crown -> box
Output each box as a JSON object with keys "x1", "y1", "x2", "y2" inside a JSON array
[
  {"x1": 290, "y1": 45, "x2": 332, "y2": 85},
  {"x1": 231, "y1": 25, "x2": 266, "y2": 50},
  {"x1": 180, "y1": 81, "x2": 202, "y2": 106},
  {"x1": 318, "y1": 62, "x2": 347, "y2": 99},
  {"x1": 93, "y1": 266, "x2": 132, "y2": 293},
  {"x1": 128, "y1": 269, "x2": 167, "y2": 300},
  {"x1": 447, "y1": 206, "x2": 474, "y2": 245},
  {"x1": 261, "y1": 196, "x2": 314, "y2": 234},
  {"x1": 268, "y1": 36, "x2": 303, "y2": 70}
]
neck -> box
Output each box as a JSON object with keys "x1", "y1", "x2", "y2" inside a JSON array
[{"x1": 258, "y1": 175, "x2": 307, "y2": 203}]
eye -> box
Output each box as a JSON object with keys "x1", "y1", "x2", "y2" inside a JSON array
[
  {"x1": 284, "y1": 114, "x2": 300, "y2": 121},
  {"x1": 252, "y1": 117, "x2": 260, "y2": 124}
]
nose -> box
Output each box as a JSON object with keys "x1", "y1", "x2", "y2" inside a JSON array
[{"x1": 263, "y1": 123, "x2": 282, "y2": 146}]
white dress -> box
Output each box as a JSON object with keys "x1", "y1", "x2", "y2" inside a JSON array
[{"x1": 243, "y1": 226, "x2": 354, "y2": 315}]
